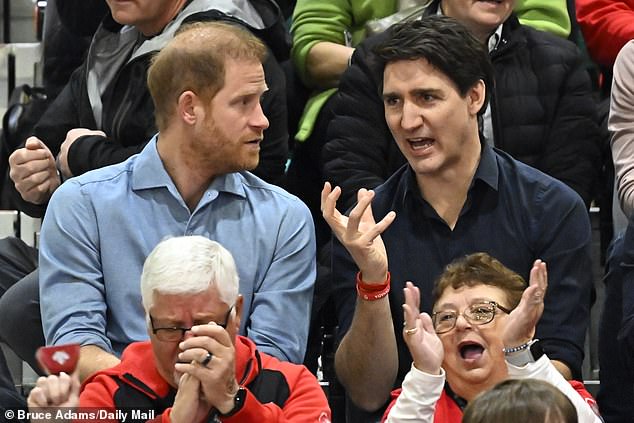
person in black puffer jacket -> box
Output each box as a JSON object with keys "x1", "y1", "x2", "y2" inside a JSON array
[{"x1": 323, "y1": 0, "x2": 600, "y2": 211}]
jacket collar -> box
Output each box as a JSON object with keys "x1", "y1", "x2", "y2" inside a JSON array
[{"x1": 81, "y1": 336, "x2": 261, "y2": 401}]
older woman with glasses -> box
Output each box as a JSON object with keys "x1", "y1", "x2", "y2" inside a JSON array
[{"x1": 382, "y1": 253, "x2": 601, "y2": 423}]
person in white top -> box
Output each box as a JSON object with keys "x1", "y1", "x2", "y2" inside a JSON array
[{"x1": 383, "y1": 253, "x2": 602, "y2": 423}]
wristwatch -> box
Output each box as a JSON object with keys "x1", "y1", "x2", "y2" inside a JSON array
[
  {"x1": 218, "y1": 386, "x2": 247, "y2": 417},
  {"x1": 503, "y1": 339, "x2": 544, "y2": 367}
]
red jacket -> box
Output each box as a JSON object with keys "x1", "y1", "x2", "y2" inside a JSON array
[
  {"x1": 381, "y1": 381, "x2": 597, "y2": 422},
  {"x1": 79, "y1": 336, "x2": 331, "y2": 422},
  {"x1": 576, "y1": 0, "x2": 634, "y2": 66}
]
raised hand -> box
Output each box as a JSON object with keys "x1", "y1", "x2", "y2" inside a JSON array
[
  {"x1": 502, "y1": 259, "x2": 548, "y2": 348},
  {"x1": 27, "y1": 371, "x2": 80, "y2": 409},
  {"x1": 402, "y1": 281, "x2": 444, "y2": 375},
  {"x1": 321, "y1": 182, "x2": 396, "y2": 283}
]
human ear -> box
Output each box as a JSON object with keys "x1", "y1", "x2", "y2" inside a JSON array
[
  {"x1": 177, "y1": 90, "x2": 200, "y2": 125},
  {"x1": 467, "y1": 80, "x2": 486, "y2": 115}
]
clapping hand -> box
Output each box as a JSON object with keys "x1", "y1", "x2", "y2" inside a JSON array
[
  {"x1": 502, "y1": 259, "x2": 548, "y2": 349},
  {"x1": 402, "y1": 281, "x2": 444, "y2": 375}
]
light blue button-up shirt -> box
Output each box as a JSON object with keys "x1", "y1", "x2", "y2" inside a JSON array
[{"x1": 40, "y1": 136, "x2": 316, "y2": 363}]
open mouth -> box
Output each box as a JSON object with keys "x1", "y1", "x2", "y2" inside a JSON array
[
  {"x1": 459, "y1": 341, "x2": 485, "y2": 361},
  {"x1": 407, "y1": 137, "x2": 434, "y2": 151}
]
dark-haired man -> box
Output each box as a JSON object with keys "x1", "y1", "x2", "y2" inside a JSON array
[
  {"x1": 323, "y1": 0, "x2": 600, "y2": 211},
  {"x1": 322, "y1": 16, "x2": 593, "y2": 418}
]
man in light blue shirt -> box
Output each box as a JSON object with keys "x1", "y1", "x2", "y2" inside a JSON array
[{"x1": 38, "y1": 21, "x2": 315, "y2": 380}]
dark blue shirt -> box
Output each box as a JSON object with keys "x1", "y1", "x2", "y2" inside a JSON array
[{"x1": 332, "y1": 144, "x2": 593, "y2": 384}]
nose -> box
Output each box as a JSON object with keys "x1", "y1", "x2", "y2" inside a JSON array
[
  {"x1": 250, "y1": 102, "x2": 269, "y2": 131},
  {"x1": 454, "y1": 313, "x2": 473, "y2": 331},
  {"x1": 400, "y1": 100, "x2": 423, "y2": 131}
]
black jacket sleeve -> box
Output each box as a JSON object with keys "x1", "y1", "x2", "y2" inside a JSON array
[{"x1": 2, "y1": 66, "x2": 89, "y2": 217}]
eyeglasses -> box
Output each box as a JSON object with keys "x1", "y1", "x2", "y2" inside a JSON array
[
  {"x1": 149, "y1": 305, "x2": 234, "y2": 342},
  {"x1": 431, "y1": 301, "x2": 511, "y2": 334}
]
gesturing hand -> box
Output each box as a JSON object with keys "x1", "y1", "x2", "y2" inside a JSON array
[
  {"x1": 402, "y1": 281, "x2": 444, "y2": 375},
  {"x1": 503, "y1": 259, "x2": 548, "y2": 348},
  {"x1": 321, "y1": 182, "x2": 396, "y2": 283}
]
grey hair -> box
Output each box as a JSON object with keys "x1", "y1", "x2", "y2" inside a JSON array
[{"x1": 140, "y1": 236, "x2": 239, "y2": 311}]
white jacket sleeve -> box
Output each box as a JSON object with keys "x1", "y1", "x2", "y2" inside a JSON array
[
  {"x1": 610, "y1": 40, "x2": 634, "y2": 218},
  {"x1": 385, "y1": 365, "x2": 445, "y2": 423},
  {"x1": 506, "y1": 355, "x2": 603, "y2": 423}
]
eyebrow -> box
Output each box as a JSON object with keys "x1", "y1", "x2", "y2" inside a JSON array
[
  {"x1": 153, "y1": 315, "x2": 217, "y2": 326},
  {"x1": 410, "y1": 88, "x2": 442, "y2": 97},
  {"x1": 382, "y1": 90, "x2": 400, "y2": 100},
  {"x1": 382, "y1": 87, "x2": 442, "y2": 100},
  {"x1": 240, "y1": 84, "x2": 269, "y2": 96}
]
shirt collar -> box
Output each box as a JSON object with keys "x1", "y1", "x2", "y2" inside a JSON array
[
  {"x1": 473, "y1": 143, "x2": 498, "y2": 190},
  {"x1": 403, "y1": 143, "x2": 499, "y2": 201},
  {"x1": 131, "y1": 135, "x2": 247, "y2": 199},
  {"x1": 435, "y1": 4, "x2": 504, "y2": 52},
  {"x1": 487, "y1": 24, "x2": 504, "y2": 52}
]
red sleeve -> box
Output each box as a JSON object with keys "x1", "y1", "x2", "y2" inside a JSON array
[
  {"x1": 222, "y1": 367, "x2": 331, "y2": 423},
  {"x1": 381, "y1": 389, "x2": 402, "y2": 422},
  {"x1": 576, "y1": 0, "x2": 634, "y2": 66},
  {"x1": 78, "y1": 374, "x2": 117, "y2": 409},
  {"x1": 569, "y1": 380, "x2": 602, "y2": 418}
]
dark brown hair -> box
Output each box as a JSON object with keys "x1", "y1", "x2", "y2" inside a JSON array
[
  {"x1": 432, "y1": 252, "x2": 526, "y2": 310},
  {"x1": 374, "y1": 15, "x2": 494, "y2": 116}
]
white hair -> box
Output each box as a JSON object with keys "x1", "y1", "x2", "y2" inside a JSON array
[{"x1": 140, "y1": 236, "x2": 239, "y2": 311}]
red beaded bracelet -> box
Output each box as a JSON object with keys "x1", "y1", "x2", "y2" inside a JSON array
[{"x1": 356, "y1": 271, "x2": 391, "y2": 301}]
